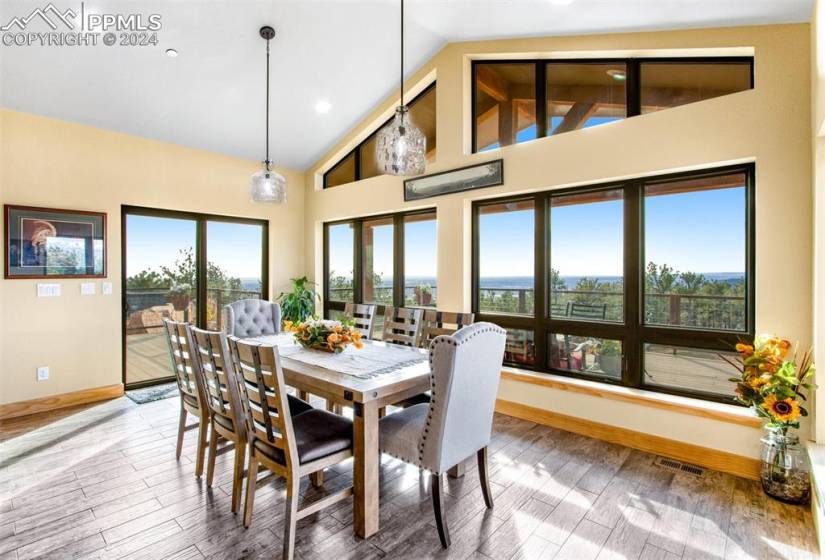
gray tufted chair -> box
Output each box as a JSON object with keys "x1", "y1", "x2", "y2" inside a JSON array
[
  {"x1": 223, "y1": 299, "x2": 281, "y2": 338},
  {"x1": 378, "y1": 322, "x2": 507, "y2": 548}
]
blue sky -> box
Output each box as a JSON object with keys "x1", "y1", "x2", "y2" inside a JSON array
[{"x1": 126, "y1": 215, "x2": 264, "y2": 279}]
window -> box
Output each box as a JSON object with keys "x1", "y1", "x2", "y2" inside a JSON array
[
  {"x1": 472, "y1": 164, "x2": 754, "y2": 402},
  {"x1": 324, "y1": 209, "x2": 436, "y2": 319},
  {"x1": 472, "y1": 57, "x2": 753, "y2": 153},
  {"x1": 404, "y1": 212, "x2": 437, "y2": 307},
  {"x1": 324, "y1": 83, "x2": 437, "y2": 188}
]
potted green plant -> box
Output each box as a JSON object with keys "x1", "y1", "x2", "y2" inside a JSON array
[
  {"x1": 167, "y1": 283, "x2": 192, "y2": 311},
  {"x1": 414, "y1": 284, "x2": 432, "y2": 306},
  {"x1": 277, "y1": 276, "x2": 320, "y2": 326},
  {"x1": 596, "y1": 339, "x2": 621, "y2": 376}
]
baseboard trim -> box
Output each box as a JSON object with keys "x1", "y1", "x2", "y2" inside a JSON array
[
  {"x1": 0, "y1": 384, "x2": 125, "y2": 420},
  {"x1": 495, "y1": 398, "x2": 760, "y2": 480}
]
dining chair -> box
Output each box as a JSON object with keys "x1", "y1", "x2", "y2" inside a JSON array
[
  {"x1": 378, "y1": 322, "x2": 507, "y2": 548},
  {"x1": 344, "y1": 302, "x2": 377, "y2": 338},
  {"x1": 163, "y1": 319, "x2": 210, "y2": 478},
  {"x1": 228, "y1": 338, "x2": 354, "y2": 560},
  {"x1": 393, "y1": 310, "x2": 475, "y2": 409},
  {"x1": 224, "y1": 299, "x2": 281, "y2": 338},
  {"x1": 381, "y1": 306, "x2": 425, "y2": 347}
]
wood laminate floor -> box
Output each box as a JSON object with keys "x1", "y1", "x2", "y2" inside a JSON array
[{"x1": 0, "y1": 396, "x2": 818, "y2": 560}]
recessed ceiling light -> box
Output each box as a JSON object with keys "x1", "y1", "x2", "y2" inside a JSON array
[
  {"x1": 606, "y1": 69, "x2": 626, "y2": 81},
  {"x1": 165, "y1": 48, "x2": 178, "y2": 58},
  {"x1": 314, "y1": 100, "x2": 332, "y2": 114}
]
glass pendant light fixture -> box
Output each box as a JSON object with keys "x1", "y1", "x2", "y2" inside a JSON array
[
  {"x1": 249, "y1": 25, "x2": 287, "y2": 203},
  {"x1": 376, "y1": 0, "x2": 426, "y2": 176}
]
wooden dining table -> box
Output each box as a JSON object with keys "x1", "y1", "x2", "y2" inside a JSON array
[{"x1": 252, "y1": 335, "x2": 431, "y2": 538}]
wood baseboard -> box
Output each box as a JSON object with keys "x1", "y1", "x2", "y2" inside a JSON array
[
  {"x1": 0, "y1": 384, "x2": 124, "y2": 420},
  {"x1": 495, "y1": 398, "x2": 760, "y2": 481}
]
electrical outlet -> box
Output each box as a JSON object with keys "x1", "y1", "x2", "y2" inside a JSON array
[
  {"x1": 36, "y1": 366, "x2": 49, "y2": 381},
  {"x1": 80, "y1": 282, "x2": 96, "y2": 296}
]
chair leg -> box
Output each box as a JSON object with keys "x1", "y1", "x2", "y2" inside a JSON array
[
  {"x1": 477, "y1": 447, "x2": 493, "y2": 509},
  {"x1": 231, "y1": 441, "x2": 246, "y2": 514},
  {"x1": 175, "y1": 406, "x2": 187, "y2": 460},
  {"x1": 243, "y1": 450, "x2": 259, "y2": 528},
  {"x1": 431, "y1": 473, "x2": 451, "y2": 548},
  {"x1": 194, "y1": 417, "x2": 209, "y2": 478},
  {"x1": 309, "y1": 469, "x2": 324, "y2": 488},
  {"x1": 298, "y1": 390, "x2": 309, "y2": 401},
  {"x1": 282, "y1": 475, "x2": 300, "y2": 560},
  {"x1": 206, "y1": 421, "x2": 219, "y2": 487}
]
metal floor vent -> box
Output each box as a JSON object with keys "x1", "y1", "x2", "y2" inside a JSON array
[{"x1": 654, "y1": 457, "x2": 706, "y2": 477}]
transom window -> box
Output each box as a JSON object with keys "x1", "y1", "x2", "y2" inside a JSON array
[
  {"x1": 324, "y1": 210, "x2": 437, "y2": 328},
  {"x1": 472, "y1": 164, "x2": 754, "y2": 402},
  {"x1": 472, "y1": 58, "x2": 753, "y2": 153},
  {"x1": 324, "y1": 83, "x2": 437, "y2": 188}
]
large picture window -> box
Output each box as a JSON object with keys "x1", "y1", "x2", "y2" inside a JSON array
[
  {"x1": 472, "y1": 58, "x2": 753, "y2": 153},
  {"x1": 324, "y1": 83, "x2": 437, "y2": 188},
  {"x1": 324, "y1": 210, "x2": 437, "y2": 324},
  {"x1": 472, "y1": 164, "x2": 754, "y2": 402}
]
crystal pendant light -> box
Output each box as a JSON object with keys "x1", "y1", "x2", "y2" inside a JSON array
[
  {"x1": 249, "y1": 26, "x2": 287, "y2": 203},
  {"x1": 376, "y1": 0, "x2": 426, "y2": 176}
]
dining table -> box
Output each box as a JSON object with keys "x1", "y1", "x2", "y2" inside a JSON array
[{"x1": 248, "y1": 333, "x2": 432, "y2": 539}]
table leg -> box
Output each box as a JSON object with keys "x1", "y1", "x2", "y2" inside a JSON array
[
  {"x1": 353, "y1": 400, "x2": 380, "y2": 538},
  {"x1": 448, "y1": 460, "x2": 466, "y2": 479}
]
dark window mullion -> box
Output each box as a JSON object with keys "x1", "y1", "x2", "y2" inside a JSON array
[
  {"x1": 624, "y1": 182, "x2": 642, "y2": 387},
  {"x1": 626, "y1": 60, "x2": 641, "y2": 117},
  {"x1": 536, "y1": 62, "x2": 548, "y2": 139},
  {"x1": 353, "y1": 220, "x2": 364, "y2": 305},
  {"x1": 534, "y1": 193, "x2": 548, "y2": 368},
  {"x1": 393, "y1": 214, "x2": 405, "y2": 308},
  {"x1": 196, "y1": 218, "x2": 207, "y2": 329}
]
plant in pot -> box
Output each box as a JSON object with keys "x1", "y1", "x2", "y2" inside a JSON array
[
  {"x1": 167, "y1": 283, "x2": 192, "y2": 312},
  {"x1": 277, "y1": 276, "x2": 319, "y2": 326},
  {"x1": 725, "y1": 335, "x2": 816, "y2": 504},
  {"x1": 596, "y1": 340, "x2": 622, "y2": 377},
  {"x1": 414, "y1": 284, "x2": 432, "y2": 306}
]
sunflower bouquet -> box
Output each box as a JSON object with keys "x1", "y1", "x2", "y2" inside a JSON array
[
  {"x1": 725, "y1": 335, "x2": 815, "y2": 432},
  {"x1": 283, "y1": 318, "x2": 364, "y2": 353}
]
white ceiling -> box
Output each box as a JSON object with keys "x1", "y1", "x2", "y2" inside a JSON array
[{"x1": 0, "y1": 0, "x2": 813, "y2": 170}]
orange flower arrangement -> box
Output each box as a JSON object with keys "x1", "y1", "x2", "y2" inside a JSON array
[
  {"x1": 725, "y1": 335, "x2": 815, "y2": 432},
  {"x1": 284, "y1": 318, "x2": 364, "y2": 353}
]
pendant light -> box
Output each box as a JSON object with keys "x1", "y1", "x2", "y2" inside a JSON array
[
  {"x1": 376, "y1": 0, "x2": 426, "y2": 176},
  {"x1": 249, "y1": 25, "x2": 287, "y2": 203}
]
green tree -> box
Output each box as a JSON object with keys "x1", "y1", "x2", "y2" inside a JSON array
[
  {"x1": 126, "y1": 269, "x2": 165, "y2": 289},
  {"x1": 646, "y1": 262, "x2": 679, "y2": 293},
  {"x1": 678, "y1": 271, "x2": 706, "y2": 294}
]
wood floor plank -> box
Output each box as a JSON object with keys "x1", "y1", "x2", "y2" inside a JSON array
[{"x1": 553, "y1": 519, "x2": 612, "y2": 560}]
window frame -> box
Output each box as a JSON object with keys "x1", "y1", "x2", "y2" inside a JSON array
[
  {"x1": 471, "y1": 56, "x2": 754, "y2": 153},
  {"x1": 471, "y1": 163, "x2": 756, "y2": 403},
  {"x1": 323, "y1": 208, "x2": 437, "y2": 319},
  {"x1": 323, "y1": 82, "x2": 437, "y2": 188}
]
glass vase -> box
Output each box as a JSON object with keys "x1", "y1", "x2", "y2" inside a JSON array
[{"x1": 760, "y1": 428, "x2": 810, "y2": 504}]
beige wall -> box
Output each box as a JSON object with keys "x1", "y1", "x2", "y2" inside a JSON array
[
  {"x1": 304, "y1": 24, "x2": 813, "y2": 458},
  {"x1": 0, "y1": 109, "x2": 305, "y2": 405},
  {"x1": 814, "y1": 1, "x2": 825, "y2": 443}
]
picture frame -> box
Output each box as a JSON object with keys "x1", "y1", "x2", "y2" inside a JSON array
[
  {"x1": 404, "y1": 159, "x2": 504, "y2": 201},
  {"x1": 4, "y1": 205, "x2": 107, "y2": 279}
]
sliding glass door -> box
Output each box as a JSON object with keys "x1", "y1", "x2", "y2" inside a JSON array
[{"x1": 122, "y1": 207, "x2": 268, "y2": 388}]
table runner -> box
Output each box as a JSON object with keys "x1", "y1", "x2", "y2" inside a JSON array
[{"x1": 246, "y1": 334, "x2": 428, "y2": 379}]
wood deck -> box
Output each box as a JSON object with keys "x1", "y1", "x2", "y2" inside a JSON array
[
  {"x1": 126, "y1": 332, "x2": 173, "y2": 384},
  {"x1": 0, "y1": 396, "x2": 816, "y2": 559}
]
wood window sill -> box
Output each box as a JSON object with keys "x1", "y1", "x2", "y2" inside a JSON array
[{"x1": 500, "y1": 367, "x2": 763, "y2": 428}]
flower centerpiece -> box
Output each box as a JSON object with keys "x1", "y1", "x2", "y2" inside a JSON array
[
  {"x1": 284, "y1": 318, "x2": 364, "y2": 353},
  {"x1": 725, "y1": 335, "x2": 816, "y2": 504}
]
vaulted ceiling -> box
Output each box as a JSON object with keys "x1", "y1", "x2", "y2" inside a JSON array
[{"x1": 0, "y1": 0, "x2": 813, "y2": 169}]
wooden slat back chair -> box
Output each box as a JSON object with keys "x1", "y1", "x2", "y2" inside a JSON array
[
  {"x1": 344, "y1": 302, "x2": 377, "y2": 339},
  {"x1": 189, "y1": 325, "x2": 248, "y2": 513},
  {"x1": 163, "y1": 319, "x2": 210, "y2": 478},
  {"x1": 228, "y1": 338, "x2": 353, "y2": 560},
  {"x1": 419, "y1": 310, "x2": 475, "y2": 348},
  {"x1": 382, "y1": 306, "x2": 425, "y2": 347}
]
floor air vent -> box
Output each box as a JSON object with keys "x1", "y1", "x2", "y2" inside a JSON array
[{"x1": 654, "y1": 457, "x2": 706, "y2": 477}]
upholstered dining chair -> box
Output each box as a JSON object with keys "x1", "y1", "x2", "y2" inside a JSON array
[
  {"x1": 379, "y1": 322, "x2": 507, "y2": 548},
  {"x1": 229, "y1": 338, "x2": 354, "y2": 560},
  {"x1": 224, "y1": 299, "x2": 281, "y2": 338},
  {"x1": 163, "y1": 319, "x2": 210, "y2": 479},
  {"x1": 381, "y1": 306, "x2": 425, "y2": 347},
  {"x1": 344, "y1": 302, "x2": 377, "y2": 338}
]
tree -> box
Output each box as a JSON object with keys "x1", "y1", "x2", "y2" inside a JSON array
[
  {"x1": 678, "y1": 271, "x2": 706, "y2": 294},
  {"x1": 646, "y1": 262, "x2": 679, "y2": 294},
  {"x1": 126, "y1": 269, "x2": 165, "y2": 289}
]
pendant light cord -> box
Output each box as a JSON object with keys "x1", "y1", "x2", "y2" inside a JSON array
[
  {"x1": 265, "y1": 38, "x2": 271, "y2": 166},
  {"x1": 400, "y1": 0, "x2": 404, "y2": 108}
]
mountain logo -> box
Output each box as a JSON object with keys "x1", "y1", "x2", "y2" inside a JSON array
[{"x1": 1, "y1": 3, "x2": 77, "y2": 31}]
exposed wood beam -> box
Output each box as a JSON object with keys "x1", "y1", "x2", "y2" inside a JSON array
[{"x1": 553, "y1": 102, "x2": 598, "y2": 134}]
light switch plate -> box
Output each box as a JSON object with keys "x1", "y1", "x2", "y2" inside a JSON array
[
  {"x1": 81, "y1": 282, "x2": 96, "y2": 296},
  {"x1": 37, "y1": 284, "x2": 61, "y2": 297},
  {"x1": 37, "y1": 366, "x2": 49, "y2": 381},
  {"x1": 102, "y1": 282, "x2": 113, "y2": 295}
]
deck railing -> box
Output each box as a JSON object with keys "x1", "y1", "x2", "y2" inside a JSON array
[{"x1": 328, "y1": 285, "x2": 438, "y2": 307}]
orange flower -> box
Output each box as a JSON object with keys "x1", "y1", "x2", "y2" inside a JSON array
[
  {"x1": 283, "y1": 320, "x2": 294, "y2": 332},
  {"x1": 352, "y1": 331, "x2": 362, "y2": 341},
  {"x1": 747, "y1": 375, "x2": 771, "y2": 389},
  {"x1": 354, "y1": 341, "x2": 364, "y2": 349},
  {"x1": 761, "y1": 394, "x2": 801, "y2": 423},
  {"x1": 736, "y1": 343, "x2": 754, "y2": 356},
  {"x1": 327, "y1": 333, "x2": 341, "y2": 344}
]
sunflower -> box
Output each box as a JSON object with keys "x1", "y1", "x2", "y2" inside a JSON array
[
  {"x1": 761, "y1": 394, "x2": 801, "y2": 423},
  {"x1": 747, "y1": 375, "x2": 771, "y2": 389}
]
